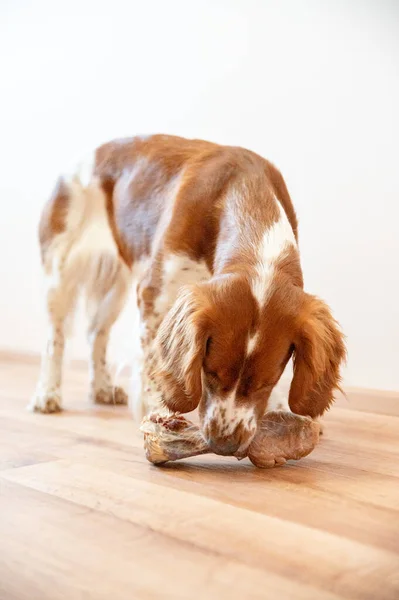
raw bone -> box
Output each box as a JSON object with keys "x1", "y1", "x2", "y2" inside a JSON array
[{"x1": 141, "y1": 411, "x2": 320, "y2": 468}]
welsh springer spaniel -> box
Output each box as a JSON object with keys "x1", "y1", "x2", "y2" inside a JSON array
[{"x1": 31, "y1": 135, "x2": 346, "y2": 456}]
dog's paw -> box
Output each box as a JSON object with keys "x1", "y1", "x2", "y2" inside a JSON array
[
  {"x1": 28, "y1": 391, "x2": 62, "y2": 414},
  {"x1": 91, "y1": 386, "x2": 128, "y2": 405}
]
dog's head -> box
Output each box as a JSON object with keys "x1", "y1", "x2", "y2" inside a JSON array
[{"x1": 155, "y1": 276, "x2": 345, "y2": 456}]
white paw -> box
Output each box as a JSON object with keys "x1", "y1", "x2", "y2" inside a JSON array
[
  {"x1": 91, "y1": 386, "x2": 128, "y2": 405},
  {"x1": 28, "y1": 391, "x2": 62, "y2": 414}
]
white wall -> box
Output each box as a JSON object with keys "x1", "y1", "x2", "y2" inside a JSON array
[{"x1": 1, "y1": 0, "x2": 398, "y2": 390}]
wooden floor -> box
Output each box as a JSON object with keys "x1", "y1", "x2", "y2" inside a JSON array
[{"x1": 0, "y1": 357, "x2": 398, "y2": 600}]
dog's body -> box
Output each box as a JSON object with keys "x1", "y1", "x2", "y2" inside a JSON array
[{"x1": 31, "y1": 135, "x2": 345, "y2": 456}]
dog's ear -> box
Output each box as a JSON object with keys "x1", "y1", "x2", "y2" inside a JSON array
[
  {"x1": 289, "y1": 293, "x2": 346, "y2": 418},
  {"x1": 154, "y1": 286, "x2": 209, "y2": 413}
]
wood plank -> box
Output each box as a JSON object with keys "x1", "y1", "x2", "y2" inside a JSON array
[
  {"x1": 2, "y1": 480, "x2": 333, "y2": 600},
  {"x1": 1, "y1": 357, "x2": 399, "y2": 600},
  {"x1": 1, "y1": 412, "x2": 398, "y2": 553},
  {"x1": 2, "y1": 460, "x2": 398, "y2": 600}
]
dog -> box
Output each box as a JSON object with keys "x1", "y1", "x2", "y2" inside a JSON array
[{"x1": 31, "y1": 135, "x2": 346, "y2": 456}]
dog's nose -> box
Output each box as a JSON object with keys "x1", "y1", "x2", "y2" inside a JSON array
[{"x1": 208, "y1": 437, "x2": 241, "y2": 456}]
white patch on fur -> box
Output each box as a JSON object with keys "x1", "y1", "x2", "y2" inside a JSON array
[
  {"x1": 154, "y1": 254, "x2": 209, "y2": 316},
  {"x1": 246, "y1": 332, "x2": 259, "y2": 356},
  {"x1": 43, "y1": 152, "x2": 122, "y2": 287},
  {"x1": 205, "y1": 387, "x2": 257, "y2": 438},
  {"x1": 221, "y1": 402, "x2": 256, "y2": 437},
  {"x1": 205, "y1": 401, "x2": 217, "y2": 424},
  {"x1": 251, "y1": 199, "x2": 297, "y2": 307}
]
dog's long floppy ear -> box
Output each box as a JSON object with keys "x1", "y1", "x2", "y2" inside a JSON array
[
  {"x1": 154, "y1": 285, "x2": 210, "y2": 413},
  {"x1": 288, "y1": 293, "x2": 346, "y2": 418}
]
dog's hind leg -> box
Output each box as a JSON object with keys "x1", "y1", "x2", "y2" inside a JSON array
[
  {"x1": 86, "y1": 258, "x2": 131, "y2": 405},
  {"x1": 29, "y1": 240, "x2": 80, "y2": 413}
]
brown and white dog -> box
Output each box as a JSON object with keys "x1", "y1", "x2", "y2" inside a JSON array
[{"x1": 31, "y1": 135, "x2": 346, "y2": 456}]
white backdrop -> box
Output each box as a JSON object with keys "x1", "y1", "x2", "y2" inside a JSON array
[{"x1": 1, "y1": 0, "x2": 398, "y2": 390}]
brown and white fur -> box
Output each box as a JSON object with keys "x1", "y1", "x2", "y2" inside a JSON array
[{"x1": 30, "y1": 135, "x2": 345, "y2": 456}]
